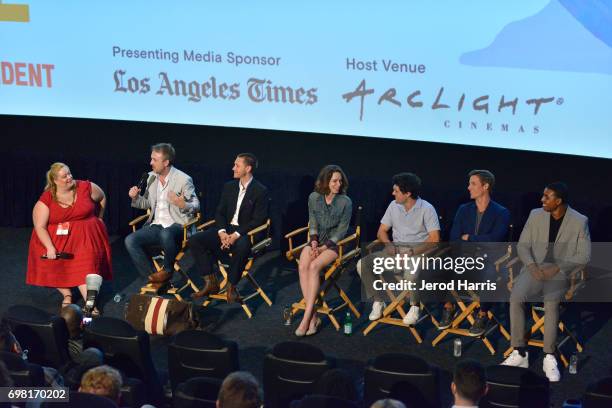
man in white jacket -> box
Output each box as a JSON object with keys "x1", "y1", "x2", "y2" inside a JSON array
[{"x1": 125, "y1": 143, "x2": 199, "y2": 286}]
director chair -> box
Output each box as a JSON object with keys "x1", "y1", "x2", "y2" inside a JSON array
[
  {"x1": 128, "y1": 209, "x2": 202, "y2": 300},
  {"x1": 285, "y1": 206, "x2": 362, "y2": 330},
  {"x1": 195, "y1": 218, "x2": 273, "y2": 318},
  {"x1": 361, "y1": 240, "x2": 441, "y2": 343},
  {"x1": 500, "y1": 252, "x2": 586, "y2": 367},
  {"x1": 431, "y1": 229, "x2": 514, "y2": 354}
]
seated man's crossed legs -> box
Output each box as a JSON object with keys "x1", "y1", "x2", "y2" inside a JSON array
[{"x1": 189, "y1": 227, "x2": 252, "y2": 303}]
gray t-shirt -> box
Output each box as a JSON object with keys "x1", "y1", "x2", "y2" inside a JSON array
[
  {"x1": 380, "y1": 198, "x2": 440, "y2": 243},
  {"x1": 475, "y1": 210, "x2": 484, "y2": 234}
]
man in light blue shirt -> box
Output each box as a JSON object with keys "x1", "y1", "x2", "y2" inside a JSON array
[{"x1": 358, "y1": 172, "x2": 440, "y2": 324}]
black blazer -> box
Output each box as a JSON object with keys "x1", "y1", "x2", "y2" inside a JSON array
[{"x1": 215, "y1": 178, "x2": 269, "y2": 236}]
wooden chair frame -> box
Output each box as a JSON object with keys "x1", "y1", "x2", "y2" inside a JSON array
[
  {"x1": 361, "y1": 241, "x2": 440, "y2": 343},
  {"x1": 501, "y1": 253, "x2": 586, "y2": 367},
  {"x1": 129, "y1": 209, "x2": 202, "y2": 301},
  {"x1": 196, "y1": 219, "x2": 273, "y2": 318},
  {"x1": 430, "y1": 244, "x2": 512, "y2": 354},
  {"x1": 285, "y1": 208, "x2": 362, "y2": 330}
]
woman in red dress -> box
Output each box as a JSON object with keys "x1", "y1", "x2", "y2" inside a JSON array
[{"x1": 26, "y1": 162, "x2": 112, "y2": 312}]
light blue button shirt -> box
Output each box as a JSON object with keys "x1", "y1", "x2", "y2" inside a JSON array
[{"x1": 380, "y1": 198, "x2": 440, "y2": 243}]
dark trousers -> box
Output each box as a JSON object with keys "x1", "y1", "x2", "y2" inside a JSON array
[{"x1": 188, "y1": 226, "x2": 251, "y2": 285}]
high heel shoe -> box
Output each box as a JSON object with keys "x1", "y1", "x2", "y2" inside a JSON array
[
  {"x1": 306, "y1": 317, "x2": 322, "y2": 336},
  {"x1": 295, "y1": 326, "x2": 308, "y2": 337}
]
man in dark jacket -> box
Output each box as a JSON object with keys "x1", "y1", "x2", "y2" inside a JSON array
[
  {"x1": 446, "y1": 169, "x2": 510, "y2": 335},
  {"x1": 189, "y1": 153, "x2": 269, "y2": 302}
]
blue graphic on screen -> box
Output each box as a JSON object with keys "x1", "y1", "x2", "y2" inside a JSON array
[
  {"x1": 460, "y1": 0, "x2": 612, "y2": 74},
  {"x1": 0, "y1": 0, "x2": 610, "y2": 159}
]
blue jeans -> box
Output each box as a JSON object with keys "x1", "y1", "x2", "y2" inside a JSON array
[{"x1": 124, "y1": 223, "x2": 183, "y2": 277}]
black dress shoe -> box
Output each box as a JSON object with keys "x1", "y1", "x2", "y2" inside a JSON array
[{"x1": 191, "y1": 274, "x2": 220, "y2": 299}]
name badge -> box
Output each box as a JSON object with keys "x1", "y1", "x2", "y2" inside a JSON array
[{"x1": 57, "y1": 222, "x2": 70, "y2": 235}]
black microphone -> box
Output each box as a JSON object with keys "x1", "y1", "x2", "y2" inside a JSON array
[
  {"x1": 41, "y1": 252, "x2": 74, "y2": 260},
  {"x1": 137, "y1": 172, "x2": 149, "y2": 193}
]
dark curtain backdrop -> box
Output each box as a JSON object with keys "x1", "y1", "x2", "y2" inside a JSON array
[{"x1": 2, "y1": 114, "x2": 612, "y2": 246}]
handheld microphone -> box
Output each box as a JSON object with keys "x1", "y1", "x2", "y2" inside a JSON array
[
  {"x1": 41, "y1": 252, "x2": 74, "y2": 260},
  {"x1": 84, "y1": 273, "x2": 103, "y2": 312},
  {"x1": 137, "y1": 172, "x2": 149, "y2": 194}
]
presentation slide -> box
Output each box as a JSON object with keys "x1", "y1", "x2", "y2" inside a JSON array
[{"x1": 1, "y1": 1, "x2": 611, "y2": 158}]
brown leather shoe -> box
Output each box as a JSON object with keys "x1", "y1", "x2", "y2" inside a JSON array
[
  {"x1": 148, "y1": 268, "x2": 171, "y2": 283},
  {"x1": 191, "y1": 274, "x2": 220, "y2": 299},
  {"x1": 226, "y1": 284, "x2": 242, "y2": 304},
  {"x1": 149, "y1": 280, "x2": 170, "y2": 291}
]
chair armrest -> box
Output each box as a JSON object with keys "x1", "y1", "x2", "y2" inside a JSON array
[
  {"x1": 197, "y1": 219, "x2": 216, "y2": 231},
  {"x1": 184, "y1": 213, "x2": 201, "y2": 229},
  {"x1": 566, "y1": 265, "x2": 585, "y2": 281},
  {"x1": 128, "y1": 211, "x2": 150, "y2": 227},
  {"x1": 182, "y1": 213, "x2": 202, "y2": 242},
  {"x1": 505, "y1": 256, "x2": 521, "y2": 291},
  {"x1": 365, "y1": 239, "x2": 382, "y2": 253},
  {"x1": 286, "y1": 243, "x2": 308, "y2": 261},
  {"x1": 248, "y1": 220, "x2": 271, "y2": 246},
  {"x1": 494, "y1": 253, "x2": 512, "y2": 267},
  {"x1": 336, "y1": 232, "x2": 359, "y2": 248},
  {"x1": 285, "y1": 225, "x2": 309, "y2": 261},
  {"x1": 284, "y1": 226, "x2": 309, "y2": 239},
  {"x1": 252, "y1": 237, "x2": 272, "y2": 255},
  {"x1": 564, "y1": 266, "x2": 586, "y2": 301},
  {"x1": 565, "y1": 279, "x2": 577, "y2": 301},
  {"x1": 248, "y1": 220, "x2": 270, "y2": 236},
  {"x1": 506, "y1": 256, "x2": 521, "y2": 268}
]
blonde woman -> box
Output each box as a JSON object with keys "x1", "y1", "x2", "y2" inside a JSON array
[{"x1": 26, "y1": 163, "x2": 112, "y2": 313}]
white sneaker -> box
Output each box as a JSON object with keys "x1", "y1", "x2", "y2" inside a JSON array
[
  {"x1": 368, "y1": 301, "x2": 385, "y2": 321},
  {"x1": 402, "y1": 305, "x2": 420, "y2": 325},
  {"x1": 543, "y1": 354, "x2": 560, "y2": 382},
  {"x1": 501, "y1": 350, "x2": 529, "y2": 368}
]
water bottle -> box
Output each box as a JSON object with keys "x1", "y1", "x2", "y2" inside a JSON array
[
  {"x1": 282, "y1": 306, "x2": 292, "y2": 326},
  {"x1": 562, "y1": 399, "x2": 582, "y2": 408},
  {"x1": 453, "y1": 338, "x2": 462, "y2": 357},
  {"x1": 343, "y1": 312, "x2": 353, "y2": 336},
  {"x1": 113, "y1": 293, "x2": 124, "y2": 303},
  {"x1": 569, "y1": 353, "x2": 578, "y2": 374},
  {"x1": 21, "y1": 349, "x2": 28, "y2": 361}
]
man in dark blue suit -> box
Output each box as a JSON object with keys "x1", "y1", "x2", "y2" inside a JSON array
[
  {"x1": 189, "y1": 153, "x2": 269, "y2": 303},
  {"x1": 446, "y1": 169, "x2": 510, "y2": 335}
]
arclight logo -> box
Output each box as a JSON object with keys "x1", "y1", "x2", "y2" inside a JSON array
[{"x1": 0, "y1": 1, "x2": 29, "y2": 22}]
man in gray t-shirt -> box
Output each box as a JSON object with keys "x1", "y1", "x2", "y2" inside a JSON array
[{"x1": 358, "y1": 173, "x2": 440, "y2": 324}]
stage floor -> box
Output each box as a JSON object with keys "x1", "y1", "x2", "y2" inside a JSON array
[{"x1": 2, "y1": 227, "x2": 611, "y2": 407}]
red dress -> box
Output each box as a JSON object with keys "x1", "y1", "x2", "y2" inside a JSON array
[{"x1": 26, "y1": 180, "x2": 112, "y2": 287}]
